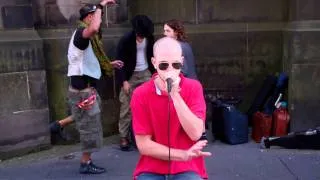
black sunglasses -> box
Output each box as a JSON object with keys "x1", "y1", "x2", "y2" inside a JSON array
[{"x1": 158, "y1": 62, "x2": 182, "y2": 71}]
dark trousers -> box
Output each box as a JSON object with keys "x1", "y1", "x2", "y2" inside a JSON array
[{"x1": 269, "y1": 129, "x2": 320, "y2": 149}]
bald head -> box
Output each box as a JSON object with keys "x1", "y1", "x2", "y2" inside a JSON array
[
  {"x1": 152, "y1": 37, "x2": 183, "y2": 81},
  {"x1": 153, "y1": 37, "x2": 182, "y2": 59}
]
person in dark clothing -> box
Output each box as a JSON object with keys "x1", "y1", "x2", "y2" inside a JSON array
[
  {"x1": 116, "y1": 15, "x2": 155, "y2": 151},
  {"x1": 260, "y1": 127, "x2": 320, "y2": 149}
]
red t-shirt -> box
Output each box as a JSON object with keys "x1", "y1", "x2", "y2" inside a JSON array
[{"x1": 131, "y1": 74, "x2": 208, "y2": 179}]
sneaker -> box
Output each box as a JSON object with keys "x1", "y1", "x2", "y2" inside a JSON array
[
  {"x1": 50, "y1": 121, "x2": 61, "y2": 133},
  {"x1": 49, "y1": 121, "x2": 66, "y2": 140},
  {"x1": 79, "y1": 161, "x2": 106, "y2": 174},
  {"x1": 260, "y1": 137, "x2": 271, "y2": 149},
  {"x1": 120, "y1": 138, "x2": 131, "y2": 151}
]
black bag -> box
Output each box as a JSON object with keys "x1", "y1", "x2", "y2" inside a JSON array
[
  {"x1": 247, "y1": 75, "x2": 277, "y2": 123},
  {"x1": 263, "y1": 72, "x2": 289, "y2": 115}
]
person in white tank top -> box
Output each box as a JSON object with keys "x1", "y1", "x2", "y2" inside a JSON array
[{"x1": 50, "y1": 1, "x2": 124, "y2": 175}]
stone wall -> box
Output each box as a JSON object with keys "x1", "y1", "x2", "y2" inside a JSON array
[
  {"x1": 1, "y1": 0, "x2": 320, "y2": 158},
  {"x1": 0, "y1": 30, "x2": 50, "y2": 160},
  {"x1": 284, "y1": 0, "x2": 320, "y2": 131}
]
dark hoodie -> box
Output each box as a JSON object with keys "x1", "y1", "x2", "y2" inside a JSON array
[{"x1": 115, "y1": 15, "x2": 155, "y2": 85}]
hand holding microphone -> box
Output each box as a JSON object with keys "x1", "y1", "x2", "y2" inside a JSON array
[
  {"x1": 154, "y1": 72, "x2": 181, "y2": 94},
  {"x1": 165, "y1": 74, "x2": 180, "y2": 94},
  {"x1": 166, "y1": 78, "x2": 173, "y2": 93}
]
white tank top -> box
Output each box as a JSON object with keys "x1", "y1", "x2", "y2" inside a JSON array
[
  {"x1": 67, "y1": 30, "x2": 101, "y2": 79},
  {"x1": 135, "y1": 38, "x2": 148, "y2": 72}
]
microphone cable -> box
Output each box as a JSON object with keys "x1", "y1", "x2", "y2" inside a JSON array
[{"x1": 167, "y1": 86, "x2": 172, "y2": 179}]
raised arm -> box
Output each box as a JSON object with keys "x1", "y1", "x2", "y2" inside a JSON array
[{"x1": 82, "y1": 0, "x2": 116, "y2": 38}]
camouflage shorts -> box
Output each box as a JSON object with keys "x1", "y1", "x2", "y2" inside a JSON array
[{"x1": 68, "y1": 88, "x2": 103, "y2": 153}]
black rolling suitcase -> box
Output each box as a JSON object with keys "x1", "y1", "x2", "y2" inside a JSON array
[
  {"x1": 211, "y1": 98, "x2": 241, "y2": 141},
  {"x1": 222, "y1": 104, "x2": 248, "y2": 145}
]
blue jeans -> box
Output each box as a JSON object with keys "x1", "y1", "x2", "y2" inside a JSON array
[{"x1": 136, "y1": 171, "x2": 203, "y2": 180}]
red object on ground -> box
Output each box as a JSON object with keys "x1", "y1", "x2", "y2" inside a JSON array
[
  {"x1": 272, "y1": 107, "x2": 290, "y2": 136},
  {"x1": 252, "y1": 111, "x2": 273, "y2": 142}
]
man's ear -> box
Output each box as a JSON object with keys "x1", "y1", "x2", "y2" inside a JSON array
[
  {"x1": 152, "y1": 57, "x2": 157, "y2": 69},
  {"x1": 181, "y1": 56, "x2": 184, "y2": 65}
]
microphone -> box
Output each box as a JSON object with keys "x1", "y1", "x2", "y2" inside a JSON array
[{"x1": 166, "y1": 78, "x2": 173, "y2": 93}]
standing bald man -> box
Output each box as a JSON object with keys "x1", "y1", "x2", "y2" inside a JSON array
[{"x1": 130, "y1": 37, "x2": 211, "y2": 180}]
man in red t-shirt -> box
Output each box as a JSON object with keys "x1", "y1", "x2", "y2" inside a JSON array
[{"x1": 130, "y1": 37, "x2": 211, "y2": 180}]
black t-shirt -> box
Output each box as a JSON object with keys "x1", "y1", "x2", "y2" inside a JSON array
[
  {"x1": 70, "y1": 75, "x2": 97, "y2": 90},
  {"x1": 70, "y1": 28, "x2": 98, "y2": 90},
  {"x1": 73, "y1": 27, "x2": 89, "y2": 50}
]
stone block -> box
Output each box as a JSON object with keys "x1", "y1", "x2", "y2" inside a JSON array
[
  {"x1": 284, "y1": 29, "x2": 320, "y2": 130},
  {"x1": 0, "y1": 108, "x2": 50, "y2": 160},
  {"x1": 285, "y1": 30, "x2": 320, "y2": 64},
  {"x1": 0, "y1": 72, "x2": 30, "y2": 113},
  {"x1": 0, "y1": 70, "x2": 47, "y2": 112},
  {"x1": 0, "y1": 30, "x2": 44, "y2": 74},
  {"x1": 130, "y1": 0, "x2": 196, "y2": 23},
  {"x1": 103, "y1": 0, "x2": 129, "y2": 25},
  {"x1": 42, "y1": 1, "x2": 128, "y2": 27},
  {"x1": 28, "y1": 71, "x2": 49, "y2": 109},
  {"x1": 198, "y1": 0, "x2": 288, "y2": 23},
  {"x1": 246, "y1": 31, "x2": 283, "y2": 83},
  {"x1": 1, "y1": 5, "x2": 34, "y2": 29},
  {"x1": 12, "y1": 0, "x2": 31, "y2": 4},
  {"x1": 289, "y1": 64, "x2": 320, "y2": 131},
  {"x1": 44, "y1": 4, "x2": 78, "y2": 27},
  {"x1": 33, "y1": 0, "x2": 127, "y2": 28},
  {"x1": 0, "y1": 1, "x2": 22, "y2": 29},
  {"x1": 189, "y1": 32, "x2": 247, "y2": 90},
  {"x1": 289, "y1": 0, "x2": 320, "y2": 21},
  {"x1": 0, "y1": 70, "x2": 50, "y2": 159}
]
